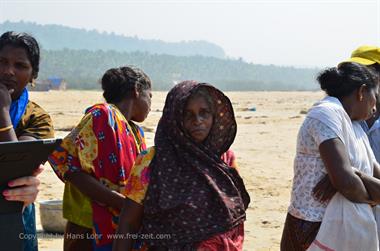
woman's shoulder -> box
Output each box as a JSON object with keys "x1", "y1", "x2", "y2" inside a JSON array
[
  {"x1": 221, "y1": 149, "x2": 238, "y2": 168},
  {"x1": 307, "y1": 97, "x2": 346, "y2": 121},
  {"x1": 223, "y1": 149, "x2": 235, "y2": 158},
  {"x1": 128, "y1": 147, "x2": 155, "y2": 178},
  {"x1": 135, "y1": 146, "x2": 156, "y2": 167},
  {"x1": 84, "y1": 103, "x2": 113, "y2": 116},
  {"x1": 128, "y1": 120, "x2": 144, "y2": 136},
  {"x1": 125, "y1": 146, "x2": 156, "y2": 202},
  {"x1": 82, "y1": 103, "x2": 123, "y2": 125},
  {"x1": 27, "y1": 100, "x2": 45, "y2": 111},
  {"x1": 16, "y1": 100, "x2": 54, "y2": 139},
  {"x1": 25, "y1": 100, "x2": 50, "y2": 118}
]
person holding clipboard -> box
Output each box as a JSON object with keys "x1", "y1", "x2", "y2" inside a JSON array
[{"x1": 0, "y1": 31, "x2": 55, "y2": 251}]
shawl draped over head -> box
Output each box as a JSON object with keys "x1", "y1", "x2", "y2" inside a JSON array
[{"x1": 142, "y1": 81, "x2": 250, "y2": 248}]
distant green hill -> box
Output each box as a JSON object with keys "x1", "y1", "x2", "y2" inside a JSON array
[
  {"x1": 38, "y1": 49, "x2": 320, "y2": 91},
  {"x1": 1, "y1": 21, "x2": 321, "y2": 91},
  {"x1": 0, "y1": 21, "x2": 226, "y2": 58}
]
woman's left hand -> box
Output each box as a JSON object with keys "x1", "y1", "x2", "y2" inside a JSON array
[
  {"x1": 313, "y1": 174, "x2": 337, "y2": 203},
  {"x1": 2, "y1": 165, "x2": 44, "y2": 206}
]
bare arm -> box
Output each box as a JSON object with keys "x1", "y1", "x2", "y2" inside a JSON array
[
  {"x1": 373, "y1": 161, "x2": 380, "y2": 179},
  {"x1": 113, "y1": 198, "x2": 143, "y2": 251},
  {"x1": 313, "y1": 174, "x2": 337, "y2": 203},
  {"x1": 65, "y1": 171, "x2": 125, "y2": 210},
  {"x1": 0, "y1": 84, "x2": 17, "y2": 141},
  {"x1": 318, "y1": 138, "x2": 372, "y2": 203},
  {"x1": 356, "y1": 162, "x2": 380, "y2": 204}
]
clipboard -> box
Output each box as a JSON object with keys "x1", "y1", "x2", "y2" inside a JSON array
[{"x1": 0, "y1": 138, "x2": 62, "y2": 214}]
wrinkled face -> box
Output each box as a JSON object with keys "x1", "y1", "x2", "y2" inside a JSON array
[
  {"x1": 0, "y1": 45, "x2": 33, "y2": 100},
  {"x1": 131, "y1": 87, "x2": 152, "y2": 122},
  {"x1": 359, "y1": 85, "x2": 378, "y2": 120},
  {"x1": 183, "y1": 95, "x2": 214, "y2": 143}
]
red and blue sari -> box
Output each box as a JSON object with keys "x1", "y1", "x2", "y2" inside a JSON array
[{"x1": 49, "y1": 103, "x2": 146, "y2": 250}]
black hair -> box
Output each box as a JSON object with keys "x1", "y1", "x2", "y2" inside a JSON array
[
  {"x1": 0, "y1": 31, "x2": 40, "y2": 79},
  {"x1": 318, "y1": 62, "x2": 378, "y2": 98},
  {"x1": 101, "y1": 66, "x2": 151, "y2": 104},
  {"x1": 368, "y1": 63, "x2": 380, "y2": 75}
]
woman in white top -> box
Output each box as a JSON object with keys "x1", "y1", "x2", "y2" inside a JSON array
[{"x1": 281, "y1": 62, "x2": 380, "y2": 251}]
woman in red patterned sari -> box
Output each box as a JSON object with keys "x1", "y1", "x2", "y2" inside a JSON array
[{"x1": 49, "y1": 66, "x2": 152, "y2": 251}]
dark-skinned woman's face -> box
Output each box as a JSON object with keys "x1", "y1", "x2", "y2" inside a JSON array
[
  {"x1": 0, "y1": 45, "x2": 33, "y2": 100},
  {"x1": 131, "y1": 87, "x2": 152, "y2": 122},
  {"x1": 183, "y1": 95, "x2": 214, "y2": 143}
]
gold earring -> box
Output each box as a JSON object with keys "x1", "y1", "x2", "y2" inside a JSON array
[{"x1": 31, "y1": 79, "x2": 36, "y2": 87}]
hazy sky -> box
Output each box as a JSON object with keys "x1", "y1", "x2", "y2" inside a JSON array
[{"x1": 0, "y1": 0, "x2": 379, "y2": 67}]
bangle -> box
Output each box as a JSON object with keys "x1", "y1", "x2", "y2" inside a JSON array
[{"x1": 0, "y1": 124, "x2": 13, "y2": 132}]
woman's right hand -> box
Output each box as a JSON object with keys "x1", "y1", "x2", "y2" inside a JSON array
[
  {"x1": 2, "y1": 165, "x2": 44, "y2": 207},
  {"x1": 313, "y1": 174, "x2": 337, "y2": 203},
  {"x1": 3, "y1": 175, "x2": 41, "y2": 207},
  {"x1": 0, "y1": 83, "x2": 13, "y2": 110}
]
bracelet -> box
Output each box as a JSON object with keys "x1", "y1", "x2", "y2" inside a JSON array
[{"x1": 0, "y1": 124, "x2": 13, "y2": 132}]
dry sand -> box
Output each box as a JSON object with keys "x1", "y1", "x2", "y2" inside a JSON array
[{"x1": 29, "y1": 90, "x2": 325, "y2": 251}]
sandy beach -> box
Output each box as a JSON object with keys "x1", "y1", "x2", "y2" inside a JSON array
[{"x1": 30, "y1": 90, "x2": 324, "y2": 251}]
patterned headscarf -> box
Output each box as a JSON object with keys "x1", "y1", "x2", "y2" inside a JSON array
[{"x1": 142, "y1": 81, "x2": 250, "y2": 249}]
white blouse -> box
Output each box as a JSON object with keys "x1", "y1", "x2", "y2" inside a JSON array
[{"x1": 288, "y1": 117, "x2": 337, "y2": 222}]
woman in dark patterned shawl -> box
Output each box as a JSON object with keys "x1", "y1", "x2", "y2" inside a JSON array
[{"x1": 114, "y1": 81, "x2": 250, "y2": 251}]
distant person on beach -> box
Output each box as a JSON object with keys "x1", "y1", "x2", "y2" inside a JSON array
[
  {"x1": 113, "y1": 81, "x2": 250, "y2": 251},
  {"x1": 0, "y1": 31, "x2": 55, "y2": 251},
  {"x1": 48, "y1": 66, "x2": 152, "y2": 251},
  {"x1": 281, "y1": 62, "x2": 380, "y2": 251}
]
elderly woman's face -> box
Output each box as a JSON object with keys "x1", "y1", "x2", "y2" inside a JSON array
[
  {"x1": 0, "y1": 45, "x2": 33, "y2": 100},
  {"x1": 183, "y1": 95, "x2": 213, "y2": 143}
]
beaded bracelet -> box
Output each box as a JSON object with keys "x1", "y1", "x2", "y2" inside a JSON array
[{"x1": 0, "y1": 124, "x2": 13, "y2": 132}]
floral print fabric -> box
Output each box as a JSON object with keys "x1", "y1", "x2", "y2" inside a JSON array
[
  {"x1": 49, "y1": 103, "x2": 146, "y2": 247},
  {"x1": 288, "y1": 117, "x2": 337, "y2": 221},
  {"x1": 125, "y1": 147, "x2": 238, "y2": 205},
  {"x1": 124, "y1": 147, "x2": 242, "y2": 250}
]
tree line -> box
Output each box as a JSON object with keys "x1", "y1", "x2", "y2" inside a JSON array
[
  {"x1": 38, "y1": 49, "x2": 320, "y2": 91},
  {"x1": 1, "y1": 21, "x2": 321, "y2": 91}
]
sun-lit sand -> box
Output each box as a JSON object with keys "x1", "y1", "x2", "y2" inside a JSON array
[{"x1": 30, "y1": 90, "x2": 325, "y2": 251}]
